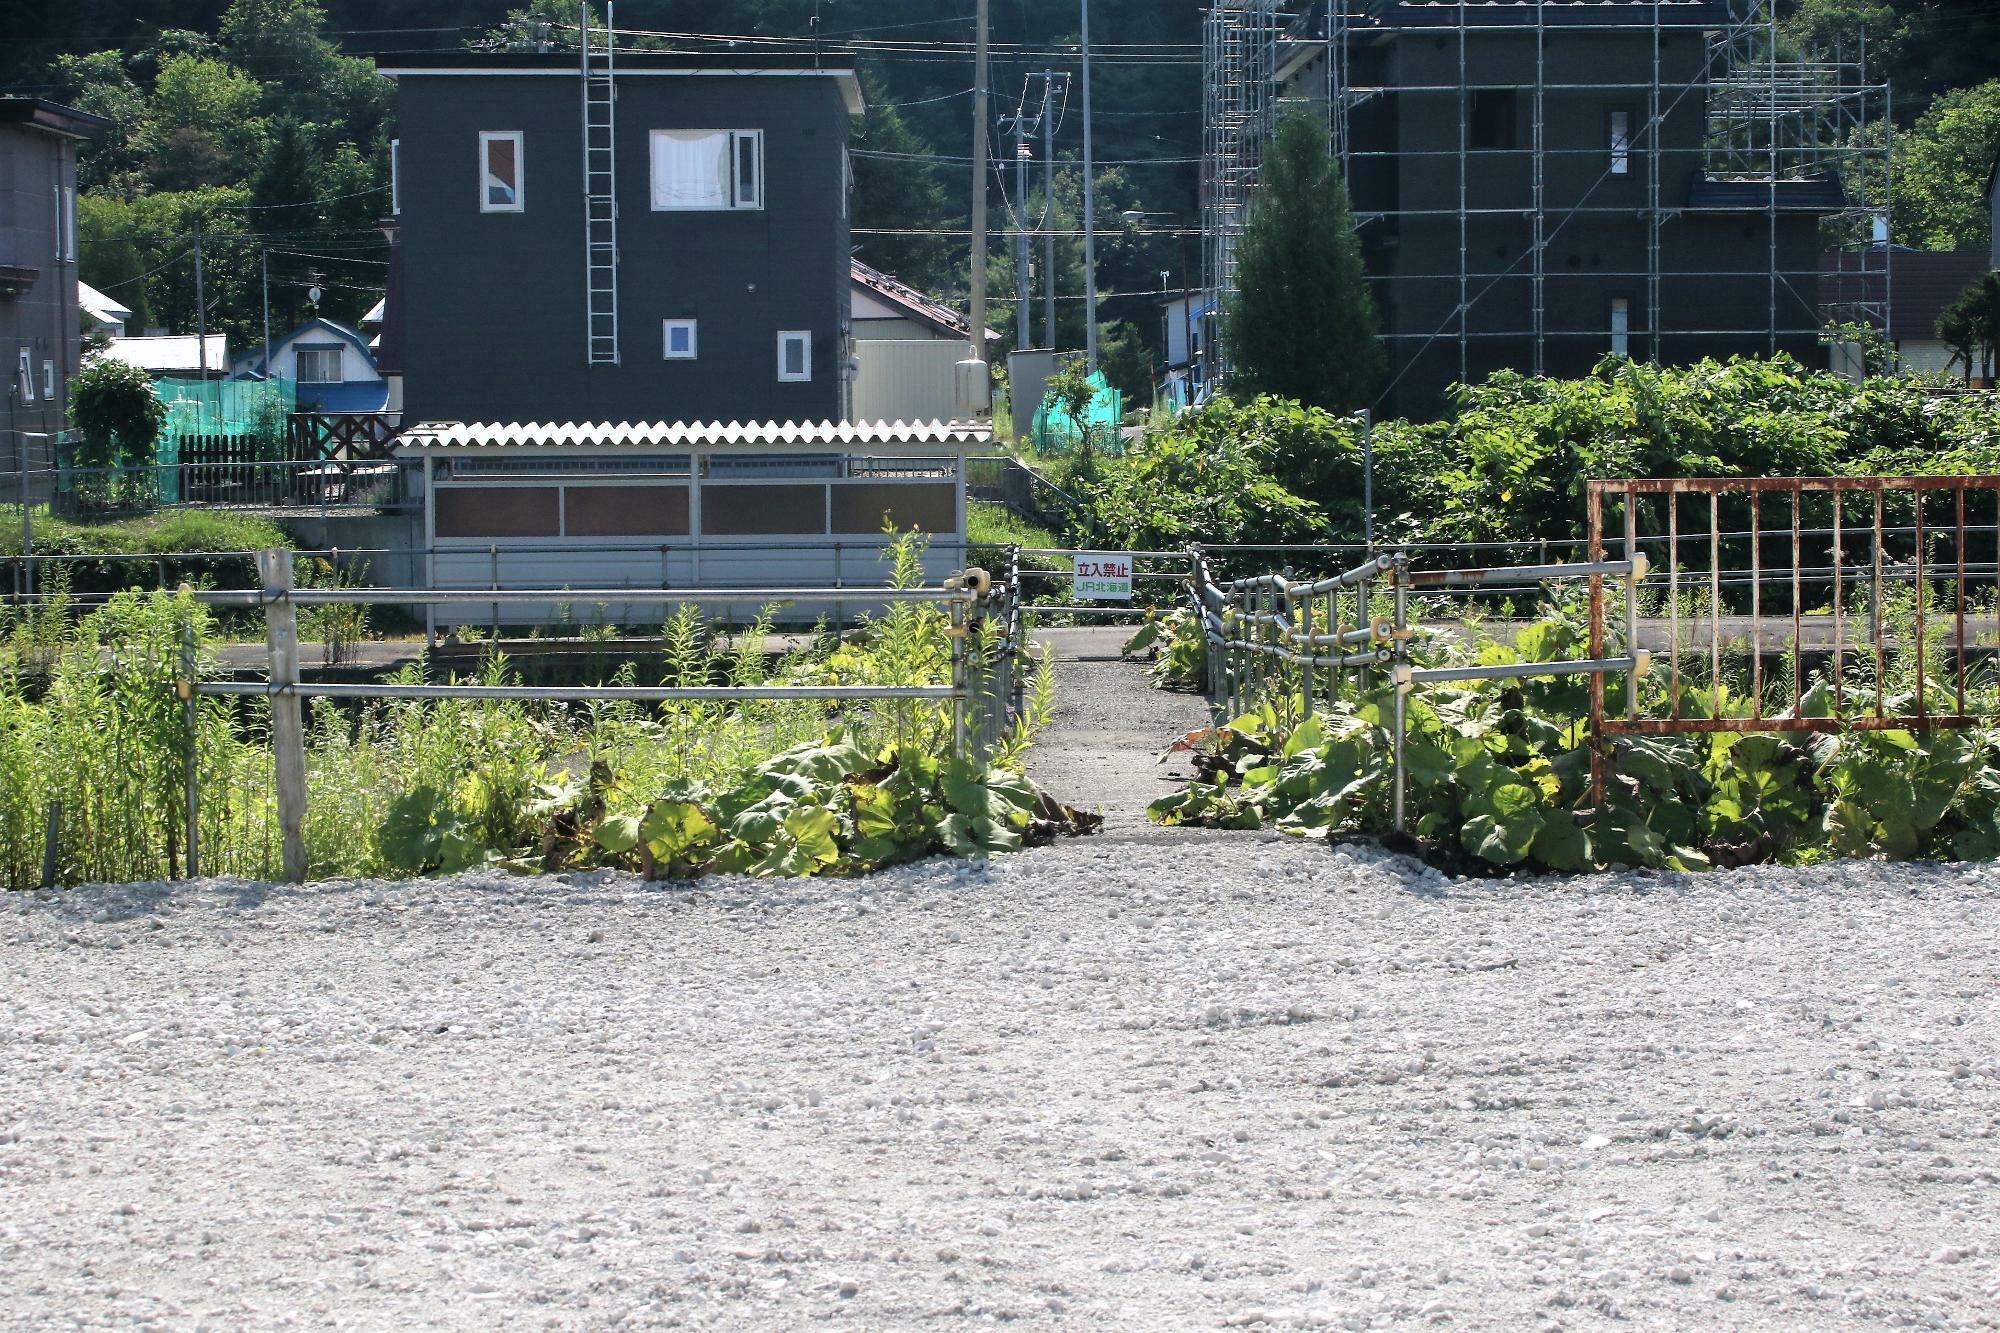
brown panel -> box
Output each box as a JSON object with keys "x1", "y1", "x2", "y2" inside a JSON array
[
  {"x1": 702, "y1": 484, "x2": 825, "y2": 535},
  {"x1": 435, "y1": 486, "x2": 559, "y2": 538},
  {"x1": 564, "y1": 485, "x2": 690, "y2": 537},
  {"x1": 831, "y1": 482, "x2": 957, "y2": 535}
]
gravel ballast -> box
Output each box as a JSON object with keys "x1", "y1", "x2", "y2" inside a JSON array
[{"x1": 4, "y1": 840, "x2": 1999, "y2": 1330}]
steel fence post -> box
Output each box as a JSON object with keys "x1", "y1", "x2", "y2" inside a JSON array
[
  {"x1": 258, "y1": 549, "x2": 309, "y2": 883},
  {"x1": 949, "y1": 592, "x2": 968, "y2": 762},
  {"x1": 1392, "y1": 555, "x2": 1410, "y2": 834},
  {"x1": 180, "y1": 615, "x2": 200, "y2": 881}
]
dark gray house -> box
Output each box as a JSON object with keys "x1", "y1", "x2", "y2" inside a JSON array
[
  {"x1": 1253, "y1": 1, "x2": 1870, "y2": 419},
  {"x1": 379, "y1": 51, "x2": 862, "y2": 426},
  {"x1": 1, "y1": 98, "x2": 105, "y2": 478}
]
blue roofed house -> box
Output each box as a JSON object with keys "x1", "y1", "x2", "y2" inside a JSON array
[{"x1": 234, "y1": 316, "x2": 390, "y2": 413}]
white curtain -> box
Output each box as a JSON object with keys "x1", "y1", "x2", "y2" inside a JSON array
[{"x1": 652, "y1": 131, "x2": 730, "y2": 209}]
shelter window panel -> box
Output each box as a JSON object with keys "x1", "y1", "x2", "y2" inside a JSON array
[
  {"x1": 651, "y1": 130, "x2": 763, "y2": 211},
  {"x1": 479, "y1": 131, "x2": 524, "y2": 212}
]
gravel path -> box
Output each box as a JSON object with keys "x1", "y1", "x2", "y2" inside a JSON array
[
  {"x1": 5, "y1": 843, "x2": 1998, "y2": 1330},
  {"x1": 1026, "y1": 626, "x2": 1212, "y2": 832}
]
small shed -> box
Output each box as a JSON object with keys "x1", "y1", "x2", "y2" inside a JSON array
[{"x1": 394, "y1": 418, "x2": 988, "y2": 625}]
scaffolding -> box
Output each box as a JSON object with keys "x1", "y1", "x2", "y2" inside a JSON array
[
  {"x1": 1201, "y1": 0, "x2": 1893, "y2": 405},
  {"x1": 1201, "y1": 0, "x2": 1285, "y2": 350}
]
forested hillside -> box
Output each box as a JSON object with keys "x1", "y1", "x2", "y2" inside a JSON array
[{"x1": 4, "y1": 1, "x2": 1995, "y2": 399}]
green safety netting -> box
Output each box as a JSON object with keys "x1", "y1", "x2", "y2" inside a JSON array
[
  {"x1": 1031, "y1": 371, "x2": 1123, "y2": 454},
  {"x1": 151, "y1": 376, "x2": 296, "y2": 501}
]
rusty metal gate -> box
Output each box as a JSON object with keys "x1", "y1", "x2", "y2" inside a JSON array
[{"x1": 1587, "y1": 475, "x2": 2000, "y2": 743}]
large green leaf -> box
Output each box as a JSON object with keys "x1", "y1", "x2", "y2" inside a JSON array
[
  {"x1": 1462, "y1": 807, "x2": 1543, "y2": 865},
  {"x1": 1531, "y1": 813, "x2": 1592, "y2": 871}
]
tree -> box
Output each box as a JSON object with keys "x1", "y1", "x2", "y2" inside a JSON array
[
  {"x1": 1892, "y1": 80, "x2": 2000, "y2": 252},
  {"x1": 849, "y1": 70, "x2": 955, "y2": 298},
  {"x1": 1223, "y1": 111, "x2": 1384, "y2": 415},
  {"x1": 148, "y1": 54, "x2": 269, "y2": 183},
  {"x1": 70, "y1": 356, "x2": 168, "y2": 470},
  {"x1": 52, "y1": 52, "x2": 149, "y2": 193},
  {"x1": 1937, "y1": 272, "x2": 2000, "y2": 383}
]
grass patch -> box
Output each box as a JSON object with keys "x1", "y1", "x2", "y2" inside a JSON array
[
  {"x1": 967, "y1": 501, "x2": 1060, "y2": 552},
  {"x1": 2, "y1": 507, "x2": 295, "y2": 600}
]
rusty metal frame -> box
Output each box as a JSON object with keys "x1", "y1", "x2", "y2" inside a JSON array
[{"x1": 1587, "y1": 475, "x2": 2000, "y2": 744}]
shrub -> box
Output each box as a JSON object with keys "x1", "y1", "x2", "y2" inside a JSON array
[{"x1": 69, "y1": 354, "x2": 166, "y2": 470}]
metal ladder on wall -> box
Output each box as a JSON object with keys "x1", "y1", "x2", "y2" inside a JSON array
[{"x1": 582, "y1": 1, "x2": 620, "y2": 365}]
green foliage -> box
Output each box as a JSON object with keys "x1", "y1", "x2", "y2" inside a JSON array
[
  {"x1": 1151, "y1": 600, "x2": 2000, "y2": 874},
  {"x1": 1123, "y1": 608, "x2": 1207, "y2": 692},
  {"x1": 69, "y1": 356, "x2": 168, "y2": 470},
  {"x1": 1, "y1": 534, "x2": 1083, "y2": 890},
  {"x1": 966, "y1": 501, "x2": 1059, "y2": 553},
  {"x1": 1890, "y1": 79, "x2": 2000, "y2": 252},
  {"x1": 1937, "y1": 272, "x2": 2000, "y2": 382},
  {"x1": 1223, "y1": 110, "x2": 1384, "y2": 413},
  {"x1": 1076, "y1": 406, "x2": 1322, "y2": 549}
]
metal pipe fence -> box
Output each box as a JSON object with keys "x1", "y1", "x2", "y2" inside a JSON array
[
  {"x1": 1191, "y1": 543, "x2": 1647, "y2": 833},
  {"x1": 179, "y1": 550, "x2": 1024, "y2": 883}
]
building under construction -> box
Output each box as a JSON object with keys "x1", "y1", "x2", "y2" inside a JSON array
[{"x1": 1201, "y1": 0, "x2": 1891, "y2": 419}]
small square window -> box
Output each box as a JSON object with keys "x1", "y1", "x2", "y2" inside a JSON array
[
  {"x1": 479, "y1": 131, "x2": 524, "y2": 213},
  {"x1": 777, "y1": 330, "x2": 811, "y2": 382},
  {"x1": 664, "y1": 319, "x2": 698, "y2": 359},
  {"x1": 1469, "y1": 88, "x2": 1518, "y2": 151}
]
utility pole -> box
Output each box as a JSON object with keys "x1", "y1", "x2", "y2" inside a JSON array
[
  {"x1": 1042, "y1": 71, "x2": 1059, "y2": 349},
  {"x1": 953, "y1": 0, "x2": 994, "y2": 417},
  {"x1": 261, "y1": 248, "x2": 273, "y2": 376},
  {"x1": 1011, "y1": 104, "x2": 1032, "y2": 348},
  {"x1": 1079, "y1": 0, "x2": 1099, "y2": 373},
  {"x1": 193, "y1": 227, "x2": 208, "y2": 381}
]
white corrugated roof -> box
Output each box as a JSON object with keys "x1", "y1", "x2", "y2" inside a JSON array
[
  {"x1": 77, "y1": 280, "x2": 132, "y2": 324},
  {"x1": 395, "y1": 419, "x2": 991, "y2": 454},
  {"x1": 102, "y1": 334, "x2": 229, "y2": 374}
]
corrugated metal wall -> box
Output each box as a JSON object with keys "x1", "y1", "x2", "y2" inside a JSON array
[{"x1": 852, "y1": 340, "x2": 965, "y2": 424}]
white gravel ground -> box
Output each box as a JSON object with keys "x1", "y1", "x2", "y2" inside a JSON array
[{"x1": 4, "y1": 838, "x2": 1999, "y2": 1331}]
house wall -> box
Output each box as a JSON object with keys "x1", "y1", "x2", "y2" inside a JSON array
[
  {"x1": 264, "y1": 331, "x2": 381, "y2": 389},
  {"x1": 852, "y1": 340, "x2": 966, "y2": 422},
  {"x1": 394, "y1": 72, "x2": 851, "y2": 425},
  {"x1": 0, "y1": 121, "x2": 79, "y2": 477},
  {"x1": 1321, "y1": 24, "x2": 1829, "y2": 418}
]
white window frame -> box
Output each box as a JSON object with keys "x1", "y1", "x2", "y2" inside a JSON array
[
  {"x1": 18, "y1": 349, "x2": 34, "y2": 403},
  {"x1": 649, "y1": 130, "x2": 763, "y2": 212},
  {"x1": 390, "y1": 138, "x2": 401, "y2": 216},
  {"x1": 663, "y1": 318, "x2": 699, "y2": 360},
  {"x1": 295, "y1": 345, "x2": 344, "y2": 384},
  {"x1": 1609, "y1": 110, "x2": 1632, "y2": 177},
  {"x1": 478, "y1": 131, "x2": 525, "y2": 214},
  {"x1": 777, "y1": 330, "x2": 811, "y2": 382},
  {"x1": 43, "y1": 360, "x2": 55, "y2": 399},
  {"x1": 1610, "y1": 297, "x2": 1631, "y2": 358}
]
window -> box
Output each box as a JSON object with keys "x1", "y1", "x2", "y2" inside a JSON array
[
  {"x1": 391, "y1": 138, "x2": 401, "y2": 215},
  {"x1": 479, "y1": 131, "x2": 524, "y2": 213},
  {"x1": 54, "y1": 185, "x2": 76, "y2": 261},
  {"x1": 777, "y1": 330, "x2": 811, "y2": 382},
  {"x1": 1469, "y1": 88, "x2": 1518, "y2": 150},
  {"x1": 1609, "y1": 110, "x2": 1632, "y2": 176},
  {"x1": 296, "y1": 346, "x2": 342, "y2": 383},
  {"x1": 17, "y1": 349, "x2": 33, "y2": 403},
  {"x1": 1610, "y1": 298, "x2": 1631, "y2": 358},
  {"x1": 663, "y1": 318, "x2": 698, "y2": 359},
  {"x1": 650, "y1": 130, "x2": 763, "y2": 211},
  {"x1": 42, "y1": 360, "x2": 55, "y2": 399}
]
